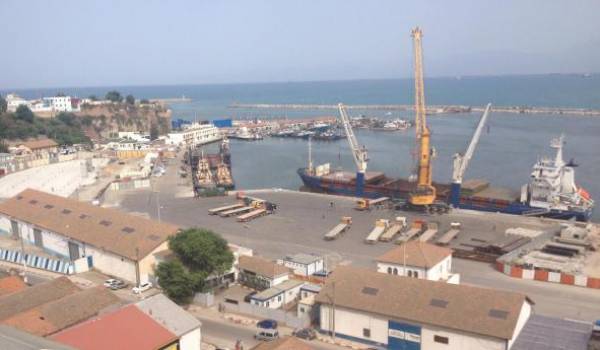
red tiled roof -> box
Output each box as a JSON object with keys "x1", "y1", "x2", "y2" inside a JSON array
[
  {"x1": 0, "y1": 276, "x2": 27, "y2": 297},
  {"x1": 50, "y1": 305, "x2": 177, "y2": 350},
  {"x1": 376, "y1": 241, "x2": 452, "y2": 269}
]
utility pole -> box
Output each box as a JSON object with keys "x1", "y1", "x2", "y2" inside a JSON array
[{"x1": 19, "y1": 228, "x2": 28, "y2": 284}]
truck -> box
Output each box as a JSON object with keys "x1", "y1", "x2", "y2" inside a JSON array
[
  {"x1": 355, "y1": 197, "x2": 390, "y2": 211},
  {"x1": 208, "y1": 203, "x2": 244, "y2": 215},
  {"x1": 365, "y1": 219, "x2": 390, "y2": 244},
  {"x1": 219, "y1": 206, "x2": 254, "y2": 217},
  {"x1": 396, "y1": 220, "x2": 424, "y2": 244},
  {"x1": 379, "y1": 217, "x2": 407, "y2": 242},
  {"x1": 437, "y1": 229, "x2": 460, "y2": 246},
  {"x1": 324, "y1": 217, "x2": 352, "y2": 240}
]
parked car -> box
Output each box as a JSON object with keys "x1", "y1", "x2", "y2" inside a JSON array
[
  {"x1": 132, "y1": 282, "x2": 152, "y2": 294},
  {"x1": 257, "y1": 319, "x2": 278, "y2": 329},
  {"x1": 293, "y1": 328, "x2": 316, "y2": 340},
  {"x1": 103, "y1": 279, "x2": 119, "y2": 288},
  {"x1": 255, "y1": 328, "x2": 279, "y2": 341},
  {"x1": 110, "y1": 280, "x2": 128, "y2": 290}
]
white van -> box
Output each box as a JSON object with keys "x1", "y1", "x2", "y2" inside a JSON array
[{"x1": 255, "y1": 328, "x2": 279, "y2": 341}]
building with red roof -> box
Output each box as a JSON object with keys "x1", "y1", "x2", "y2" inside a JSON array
[{"x1": 50, "y1": 304, "x2": 178, "y2": 350}]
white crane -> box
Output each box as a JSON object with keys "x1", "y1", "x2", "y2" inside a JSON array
[
  {"x1": 450, "y1": 103, "x2": 492, "y2": 206},
  {"x1": 338, "y1": 103, "x2": 368, "y2": 196}
]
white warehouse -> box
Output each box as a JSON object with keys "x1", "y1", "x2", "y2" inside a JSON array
[
  {"x1": 0, "y1": 189, "x2": 180, "y2": 285},
  {"x1": 316, "y1": 266, "x2": 533, "y2": 350}
]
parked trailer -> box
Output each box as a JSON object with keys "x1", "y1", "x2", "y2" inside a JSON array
[
  {"x1": 365, "y1": 219, "x2": 390, "y2": 244},
  {"x1": 437, "y1": 229, "x2": 460, "y2": 245},
  {"x1": 419, "y1": 228, "x2": 438, "y2": 242},
  {"x1": 208, "y1": 203, "x2": 243, "y2": 215},
  {"x1": 396, "y1": 228, "x2": 421, "y2": 244},
  {"x1": 219, "y1": 206, "x2": 253, "y2": 217},
  {"x1": 237, "y1": 208, "x2": 267, "y2": 222},
  {"x1": 325, "y1": 217, "x2": 352, "y2": 241},
  {"x1": 380, "y1": 225, "x2": 402, "y2": 242}
]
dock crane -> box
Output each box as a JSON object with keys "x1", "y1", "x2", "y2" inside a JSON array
[
  {"x1": 450, "y1": 103, "x2": 492, "y2": 206},
  {"x1": 338, "y1": 103, "x2": 368, "y2": 197},
  {"x1": 408, "y1": 27, "x2": 439, "y2": 210}
]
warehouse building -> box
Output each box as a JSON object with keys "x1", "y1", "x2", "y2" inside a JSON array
[
  {"x1": 376, "y1": 241, "x2": 459, "y2": 283},
  {"x1": 0, "y1": 189, "x2": 180, "y2": 284},
  {"x1": 316, "y1": 266, "x2": 533, "y2": 350},
  {"x1": 249, "y1": 279, "x2": 304, "y2": 309},
  {"x1": 277, "y1": 253, "x2": 324, "y2": 276},
  {"x1": 238, "y1": 255, "x2": 290, "y2": 290}
]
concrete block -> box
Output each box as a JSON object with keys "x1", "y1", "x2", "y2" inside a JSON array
[
  {"x1": 548, "y1": 272, "x2": 561, "y2": 283},
  {"x1": 522, "y1": 269, "x2": 534, "y2": 280},
  {"x1": 574, "y1": 275, "x2": 588, "y2": 287}
]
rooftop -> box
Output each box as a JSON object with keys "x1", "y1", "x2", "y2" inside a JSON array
[
  {"x1": 280, "y1": 253, "x2": 323, "y2": 265},
  {"x1": 0, "y1": 277, "x2": 79, "y2": 321},
  {"x1": 0, "y1": 325, "x2": 76, "y2": 350},
  {"x1": 0, "y1": 189, "x2": 180, "y2": 260},
  {"x1": 0, "y1": 276, "x2": 27, "y2": 297},
  {"x1": 239, "y1": 255, "x2": 290, "y2": 279},
  {"x1": 1, "y1": 286, "x2": 121, "y2": 337},
  {"x1": 252, "y1": 279, "x2": 304, "y2": 301},
  {"x1": 135, "y1": 293, "x2": 201, "y2": 337},
  {"x1": 10, "y1": 137, "x2": 58, "y2": 151},
  {"x1": 251, "y1": 336, "x2": 313, "y2": 350},
  {"x1": 376, "y1": 241, "x2": 452, "y2": 269},
  {"x1": 315, "y1": 266, "x2": 532, "y2": 340},
  {"x1": 50, "y1": 305, "x2": 177, "y2": 350}
]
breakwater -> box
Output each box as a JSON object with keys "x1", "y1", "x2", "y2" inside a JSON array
[{"x1": 229, "y1": 103, "x2": 600, "y2": 116}]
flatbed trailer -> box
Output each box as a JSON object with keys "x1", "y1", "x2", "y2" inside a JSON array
[
  {"x1": 208, "y1": 203, "x2": 243, "y2": 215},
  {"x1": 437, "y1": 229, "x2": 460, "y2": 245},
  {"x1": 365, "y1": 219, "x2": 389, "y2": 244},
  {"x1": 380, "y1": 225, "x2": 402, "y2": 242},
  {"x1": 396, "y1": 228, "x2": 421, "y2": 244},
  {"x1": 419, "y1": 228, "x2": 438, "y2": 242},
  {"x1": 219, "y1": 206, "x2": 253, "y2": 217},
  {"x1": 355, "y1": 197, "x2": 390, "y2": 210},
  {"x1": 237, "y1": 208, "x2": 267, "y2": 222},
  {"x1": 325, "y1": 217, "x2": 352, "y2": 240}
]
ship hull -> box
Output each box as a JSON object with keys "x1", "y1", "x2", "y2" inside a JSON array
[{"x1": 298, "y1": 168, "x2": 592, "y2": 222}]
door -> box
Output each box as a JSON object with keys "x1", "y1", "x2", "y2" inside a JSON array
[
  {"x1": 33, "y1": 228, "x2": 43, "y2": 248},
  {"x1": 10, "y1": 220, "x2": 19, "y2": 239},
  {"x1": 87, "y1": 255, "x2": 93, "y2": 268},
  {"x1": 388, "y1": 320, "x2": 421, "y2": 350},
  {"x1": 68, "y1": 241, "x2": 80, "y2": 261}
]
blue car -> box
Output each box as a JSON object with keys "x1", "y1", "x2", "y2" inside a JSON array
[{"x1": 257, "y1": 319, "x2": 278, "y2": 329}]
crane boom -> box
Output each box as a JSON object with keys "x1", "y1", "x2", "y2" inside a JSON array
[
  {"x1": 408, "y1": 27, "x2": 437, "y2": 207},
  {"x1": 338, "y1": 103, "x2": 367, "y2": 173},
  {"x1": 452, "y1": 103, "x2": 492, "y2": 184}
]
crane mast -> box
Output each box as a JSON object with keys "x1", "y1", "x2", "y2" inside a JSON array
[
  {"x1": 409, "y1": 27, "x2": 436, "y2": 207},
  {"x1": 338, "y1": 103, "x2": 368, "y2": 196}
]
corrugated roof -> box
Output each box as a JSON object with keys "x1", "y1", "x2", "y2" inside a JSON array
[
  {"x1": 251, "y1": 336, "x2": 313, "y2": 350},
  {"x1": 135, "y1": 294, "x2": 201, "y2": 337},
  {"x1": 251, "y1": 279, "x2": 304, "y2": 301},
  {"x1": 282, "y1": 253, "x2": 322, "y2": 265},
  {"x1": 1, "y1": 286, "x2": 121, "y2": 337},
  {"x1": 0, "y1": 276, "x2": 27, "y2": 297},
  {"x1": 0, "y1": 277, "x2": 79, "y2": 321},
  {"x1": 315, "y1": 266, "x2": 532, "y2": 340},
  {"x1": 0, "y1": 325, "x2": 76, "y2": 350},
  {"x1": 0, "y1": 189, "x2": 180, "y2": 260},
  {"x1": 376, "y1": 241, "x2": 452, "y2": 268},
  {"x1": 239, "y1": 255, "x2": 290, "y2": 279},
  {"x1": 50, "y1": 305, "x2": 177, "y2": 350}
]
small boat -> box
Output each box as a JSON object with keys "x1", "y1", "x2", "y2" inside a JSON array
[{"x1": 230, "y1": 127, "x2": 263, "y2": 141}]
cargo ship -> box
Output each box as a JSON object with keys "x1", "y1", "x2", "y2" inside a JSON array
[
  {"x1": 191, "y1": 138, "x2": 235, "y2": 195},
  {"x1": 298, "y1": 135, "x2": 594, "y2": 221}
]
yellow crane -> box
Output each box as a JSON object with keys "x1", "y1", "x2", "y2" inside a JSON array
[{"x1": 408, "y1": 27, "x2": 437, "y2": 208}]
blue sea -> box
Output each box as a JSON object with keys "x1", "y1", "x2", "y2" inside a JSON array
[{"x1": 3, "y1": 74, "x2": 600, "y2": 220}]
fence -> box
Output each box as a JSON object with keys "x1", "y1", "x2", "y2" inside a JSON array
[
  {"x1": 0, "y1": 248, "x2": 73, "y2": 274},
  {"x1": 222, "y1": 300, "x2": 310, "y2": 329}
]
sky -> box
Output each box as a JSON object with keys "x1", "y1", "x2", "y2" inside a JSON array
[{"x1": 2, "y1": 0, "x2": 600, "y2": 89}]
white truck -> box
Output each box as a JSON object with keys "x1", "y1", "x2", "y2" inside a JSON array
[
  {"x1": 379, "y1": 217, "x2": 407, "y2": 242},
  {"x1": 324, "y1": 217, "x2": 353, "y2": 241}
]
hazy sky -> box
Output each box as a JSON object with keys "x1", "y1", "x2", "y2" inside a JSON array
[{"x1": 2, "y1": 0, "x2": 600, "y2": 89}]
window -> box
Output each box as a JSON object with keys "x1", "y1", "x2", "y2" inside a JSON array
[
  {"x1": 408, "y1": 270, "x2": 413, "y2": 277},
  {"x1": 387, "y1": 267, "x2": 392, "y2": 274},
  {"x1": 434, "y1": 335, "x2": 449, "y2": 344},
  {"x1": 278, "y1": 296, "x2": 282, "y2": 302},
  {"x1": 414, "y1": 271, "x2": 419, "y2": 278},
  {"x1": 363, "y1": 328, "x2": 371, "y2": 338},
  {"x1": 393, "y1": 268, "x2": 398, "y2": 275}
]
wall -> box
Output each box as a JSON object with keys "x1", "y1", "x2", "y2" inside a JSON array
[
  {"x1": 426, "y1": 256, "x2": 452, "y2": 281},
  {"x1": 377, "y1": 262, "x2": 426, "y2": 280},
  {"x1": 320, "y1": 305, "x2": 389, "y2": 345},
  {"x1": 179, "y1": 328, "x2": 201, "y2": 350},
  {"x1": 138, "y1": 241, "x2": 170, "y2": 284},
  {"x1": 85, "y1": 244, "x2": 137, "y2": 282},
  {"x1": 223, "y1": 300, "x2": 310, "y2": 329},
  {"x1": 508, "y1": 301, "x2": 532, "y2": 349},
  {"x1": 272, "y1": 274, "x2": 290, "y2": 287},
  {"x1": 420, "y1": 324, "x2": 505, "y2": 350}
]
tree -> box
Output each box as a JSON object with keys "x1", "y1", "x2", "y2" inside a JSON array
[
  {"x1": 150, "y1": 123, "x2": 159, "y2": 140},
  {"x1": 155, "y1": 260, "x2": 204, "y2": 304},
  {"x1": 0, "y1": 140, "x2": 8, "y2": 153},
  {"x1": 140, "y1": 99, "x2": 150, "y2": 104},
  {"x1": 0, "y1": 95, "x2": 6, "y2": 113},
  {"x1": 169, "y1": 228, "x2": 234, "y2": 276},
  {"x1": 88, "y1": 95, "x2": 98, "y2": 101},
  {"x1": 105, "y1": 90, "x2": 123, "y2": 103},
  {"x1": 125, "y1": 94, "x2": 135, "y2": 105},
  {"x1": 15, "y1": 105, "x2": 35, "y2": 123}
]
